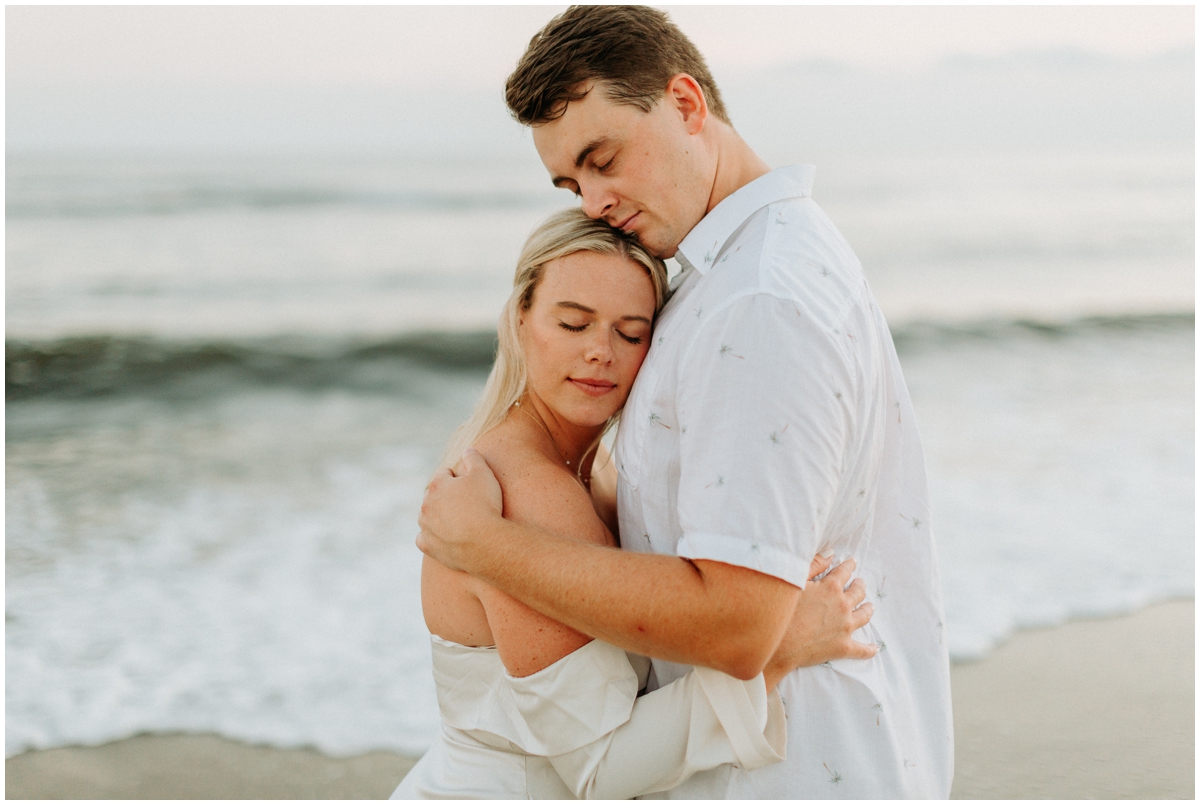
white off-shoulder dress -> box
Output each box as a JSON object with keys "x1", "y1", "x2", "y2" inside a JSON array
[{"x1": 390, "y1": 635, "x2": 787, "y2": 799}]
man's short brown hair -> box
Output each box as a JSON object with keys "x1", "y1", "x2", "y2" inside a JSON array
[{"x1": 505, "y1": 5, "x2": 730, "y2": 127}]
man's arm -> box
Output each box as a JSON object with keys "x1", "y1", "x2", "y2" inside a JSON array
[{"x1": 418, "y1": 449, "x2": 874, "y2": 679}]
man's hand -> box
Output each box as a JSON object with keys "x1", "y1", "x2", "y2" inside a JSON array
[
  {"x1": 763, "y1": 557, "x2": 876, "y2": 689},
  {"x1": 416, "y1": 449, "x2": 503, "y2": 572}
]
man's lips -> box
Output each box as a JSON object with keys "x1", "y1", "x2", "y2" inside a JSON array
[
  {"x1": 568, "y1": 377, "x2": 617, "y2": 396},
  {"x1": 615, "y1": 212, "x2": 640, "y2": 232}
]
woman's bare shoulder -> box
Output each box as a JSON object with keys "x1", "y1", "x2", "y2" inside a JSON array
[
  {"x1": 459, "y1": 418, "x2": 608, "y2": 676},
  {"x1": 471, "y1": 419, "x2": 614, "y2": 549}
]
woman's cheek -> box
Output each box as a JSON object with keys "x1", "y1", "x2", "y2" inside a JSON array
[{"x1": 625, "y1": 343, "x2": 651, "y2": 383}]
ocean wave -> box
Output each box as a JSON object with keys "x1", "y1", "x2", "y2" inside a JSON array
[
  {"x1": 5, "y1": 332, "x2": 499, "y2": 401},
  {"x1": 7, "y1": 311, "x2": 1192, "y2": 401},
  {"x1": 888, "y1": 310, "x2": 1194, "y2": 349}
]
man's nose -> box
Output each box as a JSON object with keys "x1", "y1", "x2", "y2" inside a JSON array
[{"x1": 579, "y1": 183, "x2": 617, "y2": 221}]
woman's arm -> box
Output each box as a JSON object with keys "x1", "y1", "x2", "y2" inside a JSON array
[{"x1": 468, "y1": 427, "x2": 616, "y2": 677}]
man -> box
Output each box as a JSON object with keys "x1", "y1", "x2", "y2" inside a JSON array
[{"x1": 418, "y1": 5, "x2": 953, "y2": 798}]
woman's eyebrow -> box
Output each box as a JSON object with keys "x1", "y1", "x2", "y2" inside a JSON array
[{"x1": 555, "y1": 301, "x2": 650, "y2": 325}]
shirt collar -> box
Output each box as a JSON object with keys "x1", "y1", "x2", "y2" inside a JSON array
[{"x1": 676, "y1": 164, "x2": 815, "y2": 275}]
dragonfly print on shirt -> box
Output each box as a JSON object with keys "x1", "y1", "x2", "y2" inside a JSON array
[{"x1": 718, "y1": 344, "x2": 744, "y2": 359}]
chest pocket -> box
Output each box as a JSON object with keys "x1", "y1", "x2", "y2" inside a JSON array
[{"x1": 615, "y1": 362, "x2": 659, "y2": 490}]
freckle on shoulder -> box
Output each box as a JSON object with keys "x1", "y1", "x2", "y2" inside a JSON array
[{"x1": 472, "y1": 419, "x2": 548, "y2": 469}]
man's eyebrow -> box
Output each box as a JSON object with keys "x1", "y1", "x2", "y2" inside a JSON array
[
  {"x1": 574, "y1": 137, "x2": 610, "y2": 169},
  {"x1": 556, "y1": 301, "x2": 651, "y2": 325},
  {"x1": 550, "y1": 137, "x2": 612, "y2": 187}
]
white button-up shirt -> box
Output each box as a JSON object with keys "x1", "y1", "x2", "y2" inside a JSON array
[{"x1": 615, "y1": 165, "x2": 953, "y2": 798}]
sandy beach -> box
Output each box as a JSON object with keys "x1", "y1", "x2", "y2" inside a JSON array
[{"x1": 7, "y1": 599, "x2": 1193, "y2": 799}]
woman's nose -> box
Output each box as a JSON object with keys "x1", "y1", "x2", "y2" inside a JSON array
[{"x1": 584, "y1": 331, "x2": 615, "y2": 363}]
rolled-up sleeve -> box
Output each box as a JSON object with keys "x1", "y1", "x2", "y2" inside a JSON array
[{"x1": 674, "y1": 292, "x2": 854, "y2": 588}]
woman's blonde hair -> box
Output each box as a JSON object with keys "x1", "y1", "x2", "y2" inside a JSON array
[{"x1": 439, "y1": 208, "x2": 669, "y2": 470}]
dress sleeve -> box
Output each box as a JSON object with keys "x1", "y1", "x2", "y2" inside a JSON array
[
  {"x1": 502, "y1": 640, "x2": 786, "y2": 800},
  {"x1": 552, "y1": 663, "x2": 785, "y2": 799}
]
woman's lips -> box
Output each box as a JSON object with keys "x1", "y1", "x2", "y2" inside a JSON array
[{"x1": 568, "y1": 378, "x2": 617, "y2": 397}]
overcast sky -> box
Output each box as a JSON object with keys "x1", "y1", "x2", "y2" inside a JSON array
[
  {"x1": 7, "y1": 5, "x2": 1194, "y2": 90},
  {"x1": 7, "y1": 5, "x2": 1193, "y2": 156}
]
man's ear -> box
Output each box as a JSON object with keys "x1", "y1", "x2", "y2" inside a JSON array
[{"x1": 665, "y1": 73, "x2": 708, "y2": 135}]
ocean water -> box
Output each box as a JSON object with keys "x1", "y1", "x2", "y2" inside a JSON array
[{"x1": 6, "y1": 148, "x2": 1194, "y2": 757}]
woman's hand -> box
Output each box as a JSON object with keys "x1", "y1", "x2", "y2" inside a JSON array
[{"x1": 762, "y1": 557, "x2": 876, "y2": 690}]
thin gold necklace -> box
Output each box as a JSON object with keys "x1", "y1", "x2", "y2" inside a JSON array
[
  {"x1": 513, "y1": 399, "x2": 590, "y2": 487},
  {"x1": 514, "y1": 399, "x2": 572, "y2": 467}
]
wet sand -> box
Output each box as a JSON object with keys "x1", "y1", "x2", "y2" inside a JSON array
[
  {"x1": 6, "y1": 599, "x2": 1193, "y2": 799},
  {"x1": 949, "y1": 598, "x2": 1193, "y2": 799}
]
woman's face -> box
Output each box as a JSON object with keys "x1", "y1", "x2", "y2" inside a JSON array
[{"x1": 520, "y1": 250, "x2": 657, "y2": 428}]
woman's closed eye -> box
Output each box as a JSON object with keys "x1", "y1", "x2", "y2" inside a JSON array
[{"x1": 559, "y1": 320, "x2": 645, "y2": 345}]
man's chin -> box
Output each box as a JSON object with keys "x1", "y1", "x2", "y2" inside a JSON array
[
  {"x1": 629, "y1": 228, "x2": 677, "y2": 260},
  {"x1": 655, "y1": 244, "x2": 679, "y2": 259}
]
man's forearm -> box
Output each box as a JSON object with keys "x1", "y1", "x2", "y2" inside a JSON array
[{"x1": 465, "y1": 515, "x2": 796, "y2": 678}]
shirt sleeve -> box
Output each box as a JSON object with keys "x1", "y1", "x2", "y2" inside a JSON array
[{"x1": 674, "y1": 292, "x2": 854, "y2": 588}]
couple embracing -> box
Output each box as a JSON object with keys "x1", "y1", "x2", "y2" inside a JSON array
[{"x1": 400, "y1": 6, "x2": 952, "y2": 799}]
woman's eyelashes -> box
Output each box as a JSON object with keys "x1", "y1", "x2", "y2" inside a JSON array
[
  {"x1": 615, "y1": 330, "x2": 642, "y2": 345},
  {"x1": 557, "y1": 321, "x2": 645, "y2": 345}
]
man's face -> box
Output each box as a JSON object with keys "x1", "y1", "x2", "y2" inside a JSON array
[{"x1": 532, "y1": 84, "x2": 711, "y2": 258}]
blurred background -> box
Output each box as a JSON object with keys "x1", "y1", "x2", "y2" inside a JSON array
[{"x1": 6, "y1": 6, "x2": 1194, "y2": 760}]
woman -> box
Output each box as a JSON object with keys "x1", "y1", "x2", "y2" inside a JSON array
[{"x1": 393, "y1": 209, "x2": 853, "y2": 799}]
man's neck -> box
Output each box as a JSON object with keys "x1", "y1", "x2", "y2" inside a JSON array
[{"x1": 704, "y1": 123, "x2": 772, "y2": 216}]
